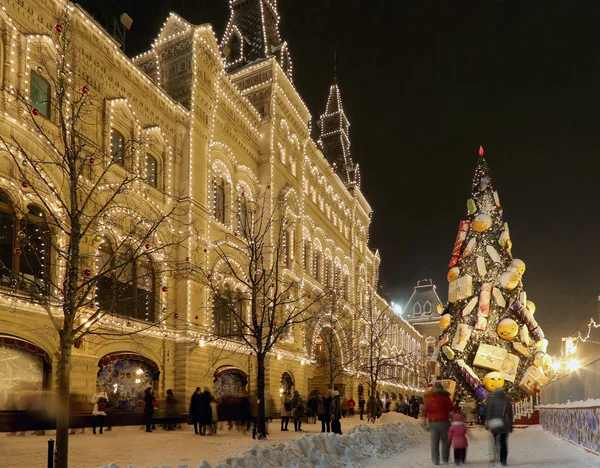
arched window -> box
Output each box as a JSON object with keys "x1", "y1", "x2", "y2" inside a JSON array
[
  {"x1": 283, "y1": 229, "x2": 293, "y2": 268},
  {"x1": 214, "y1": 178, "x2": 226, "y2": 223},
  {"x1": 343, "y1": 274, "x2": 350, "y2": 301},
  {"x1": 238, "y1": 197, "x2": 248, "y2": 235},
  {"x1": 97, "y1": 242, "x2": 156, "y2": 321},
  {"x1": 313, "y1": 250, "x2": 321, "y2": 281},
  {"x1": 213, "y1": 289, "x2": 242, "y2": 339},
  {"x1": 110, "y1": 129, "x2": 125, "y2": 165},
  {"x1": 145, "y1": 155, "x2": 158, "y2": 188},
  {"x1": 325, "y1": 259, "x2": 332, "y2": 287},
  {"x1": 423, "y1": 301, "x2": 432, "y2": 315},
  {"x1": 302, "y1": 240, "x2": 310, "y2": 270},
  {"x1": 413, "y1": 302, "x2": 422, "y2": 316},
  {"x1": 0, "y1": 193, "x2": 50, "y2": 298},
  {"x1": 30, "y1": 71, "x2": 50, "y2": 118}
]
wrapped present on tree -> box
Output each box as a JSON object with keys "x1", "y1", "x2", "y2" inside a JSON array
[
  {"x1": 476, "y1": 256, "x2": 487, "y2": 275},
  {"x1": 519, "y1": 365, "x2": 549, "y2": 395},
  {"x1": 449, "y1": 221, "x2": 470, "y2": 267},
  {"x1": 462, "y1": 296, "x2": 478, "y2": 317},
  {"x1": 486, "y1": 245, "x2": 501, "y2": 263},
  {"x1": 463, "y1": 238, "x2": 477, "y2": 257},
  {"x1": 442, "y1": 345, "x2": 455, "y2": 360},
  {"x1": 513, "y1": 341, "x2": 531, "y2": 357},
  {"x1": 473, "y1": 343, "x2": 507, "y2": 371},
  {"x1": 500, "y1": 353, "x2": 520, "y2": 383},
  {"x1": 448, "y1": 275, "x2": 473, "y2": 303},
  {"x1": 451, "y1": 323, "x2": 474, "y2": 352},
  {"x1": 492, "y1": 287, "x2": 506, "y2": 307},
  {"x1": 436, "y1": 379, "x2": 457, "y2": 399}
]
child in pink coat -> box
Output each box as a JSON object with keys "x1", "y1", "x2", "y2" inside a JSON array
[{"x1": 447, "y1": 412, "x2": 469, "y2": 465}]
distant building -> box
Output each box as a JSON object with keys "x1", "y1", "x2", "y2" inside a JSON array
[{"x1": 405, "y1": 280, "x2": 444, "y2": 357}]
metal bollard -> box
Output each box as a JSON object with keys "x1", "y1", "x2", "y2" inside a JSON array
[{"x1": 47, "y1": 439, "x2": 54, "y2": 468}]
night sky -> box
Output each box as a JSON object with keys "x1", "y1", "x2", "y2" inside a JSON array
[{"x1": 81, "y1": 0, "x2": 600, "y2": 354}]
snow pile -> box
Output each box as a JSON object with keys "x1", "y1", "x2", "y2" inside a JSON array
[
  {"x1": 98, "y1": 418, "x2": 426, "y2": 468},
  {"x1": 539, "y1": 398, "x2": 600, "y2": 409}
]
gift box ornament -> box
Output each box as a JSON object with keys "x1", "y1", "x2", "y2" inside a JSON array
[
  {"x1": 520, "y1": 326, "x2": 531, "y2": 346},
  {"x1": 463, "y1": 238, "x2": 477, "y2": 258},
  {"x1": 448, "y1": 275, "x2": 473, "y2": 303},
  {"x1": 500, "y1": 353, "x2": 520, "y2": 383},
  {"x1": 492, "y1": 287, "x2": 506, "y2": 308},
  {"x1": 467, "y1": 199, "x2": 477, "y2": 215},
  {"x1": 442, "y1": 345, "x2": 455, "y2": 360},
  {"x1": 476, "y1": 256, "x2": 487, "y2": 275},
  {"x1": 512, "y1": 342, "x2": 531, "y2": 357},
  {"x1": 519, "y1": 365, "x2": 548, "y2": 395},
  {"x1": 486, "y1": 245, "x2": 501, "y2": 263},
  {"x1": 449, "y1": 221, "x2": 470, "y2": 267},
  {"x1": 451, "y1": 323, "x2": 474, "y2": 352},
  {"x1": 473, "y1": 343, "x2": 507, "y2": 371},
  {"x1": 436, "y1": 379, "x2": 457, "y2": 399},
  {"x1": 493, "y1": 191, "x2": 501, "y2": 207},
  {"x1": 462, "y1": 296, "x2": 478, "y2": 317},
  {"x1": 474, "y1": 315, "x2": 488, "y2": 331}
]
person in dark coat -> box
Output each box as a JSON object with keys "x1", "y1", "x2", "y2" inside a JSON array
[
  {"x1": 144, "y1": 387, "x2": 154, "y2": 433},
  {"x1": 189, "y1": 387, "x2": 202, "y2": 434},
  {"x1": 318, "y1": 391, "x2": 332, "y2": 433},
  {"x1": 486, "y1": 388, "x2": 513, "y2": 466},
  {"x1": 358, "y1": 396, "x2": 365, "y2": 420},
  {"x1": 330, "y1": 390, "x2": 342, "y2": 434},
  {"x1": 478, "y1": 401, "x2": 487, "y2": 426},
  {"x1": 240, "y1": 392, "x2": 252, "y2": 434},
  {"x1": 164, "y1": 389, "x2": 178, "y2": 430},
  {"x1": 199, "y1": 388, "x2": 213, "y2": 435}
]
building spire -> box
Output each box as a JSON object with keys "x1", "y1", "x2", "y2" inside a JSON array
[
  {"x1": 318, "y1": 65, "x2": 359, "y2": 186},
  {"x1": 221, "y1": 0, "x2": 292, "y2": 78}
]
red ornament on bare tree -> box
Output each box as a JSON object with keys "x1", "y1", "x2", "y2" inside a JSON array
[
  {"x1": 55, "y1": 24, "x2": 63, "y2": 33},
  {"x1": 31, "y1": 108, "x2": 39, "y2": 116},
  {"x1": 173, "y1": 313, "x2": 179, "y2": 319},
  {"x1": 13, "y1": 248, "x2": 22, "y2": 256},
  {"x1": 20, "y1": 181, "x2": 28, "y2": 189},
  {"x1": 81, "y1": 85, "x2": 89, "y2": 94},
  {"x1": 83, "y1": 268, "x2": 91, "y2": 277},
  {"x1": 161, "y1": 286, "x2": 168, "y2": 292}
]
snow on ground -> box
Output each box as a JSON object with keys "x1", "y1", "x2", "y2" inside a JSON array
[
  {"x1": 371, "y1": 424, "x2": 600, "y2": 468},
  {"x1": 0, "y1": 416, "x2": 372, "y2": 468}
]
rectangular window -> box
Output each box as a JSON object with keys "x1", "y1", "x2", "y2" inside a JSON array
[
  {"x1": 110, "y1": 130, "x2": 125, "y2": 165},
  {"x1": 145, "y1": 155, "x2": 158, "y2": 188},
  {"x1": 30, "y1": 72, "x2": 50, "y2": 118}
]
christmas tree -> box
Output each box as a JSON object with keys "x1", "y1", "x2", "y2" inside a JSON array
[{"x1": 436, "y1": 147, "x2": 549, "y2": 402}]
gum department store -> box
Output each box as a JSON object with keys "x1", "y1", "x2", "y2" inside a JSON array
[{"x1": 0, "y1": 0, "x2": 424, "y2": 417}]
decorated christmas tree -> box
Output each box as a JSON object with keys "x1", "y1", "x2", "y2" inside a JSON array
[{"x1": 436, "y1": 147, "x2": 549, "y2": 402}]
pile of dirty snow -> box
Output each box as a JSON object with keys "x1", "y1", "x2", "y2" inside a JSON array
[{"x1": 98, "y1": 417, "x2": 426, "y2": 468}]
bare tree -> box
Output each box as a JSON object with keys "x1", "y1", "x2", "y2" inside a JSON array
[
  {"x1": 310, "y1": 290, "x2": 358, "y2": 390},
  {"x1": 196, "y1": 188, "x2": 325, "y2": 438},
  {"x1": 0, "y1": 8, "x2": 189, "y2": 468}
]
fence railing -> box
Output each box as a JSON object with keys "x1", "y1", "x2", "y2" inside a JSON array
[{"x1": 512, "y1": 393, "x2": 540, "y2": 420}]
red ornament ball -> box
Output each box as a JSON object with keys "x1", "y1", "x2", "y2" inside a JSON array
[
  {"x1": 203, "y1": 248, "x2": 207, "y2": 253},
  {"x1": 55, "y1": 24, "x2": 63, "y2": 33},
  {"x1": 145, "y1": 243, "x2": 151, "y2": 249},
  {"x1": 31, "y1": 108, "x2": 39, "y2": 116},
  {"x1": 89, "y1": 303, "x2": 95, "y2": 309},
  {"x1": 13, "y1": 248, "x2": 22, "y2": 256},
  {"x1": 88, "y1": 158, "x2": 95, "y2": 164},
  {"x1": 195, "y1": 315, "x2": 199, "y2": 320},
  {"x1": 173, "y1": 313, "x2": 179, "y2": 319},
  {"x1": 83, "y1": 268, "x2": 92, "y2": 277},
  {"x1": 161, "y1": 286, "x2": 168, "y2": 292},
  {"x1": 119, "y1": 286, "x2": 125, "y2": 292},
  {"x1": 186, "y1": 256, "x2": 190, "y2": 262},
  {"x1": 21, "y1": 181, "x2": 28, "y2": 189},
  {"x1": 271, "y1": 283, "x2": 275, "y2": 288},
  {"x1": 267, "y1": 184, "x2": 271, "y2": 189},
  {"x1": 81, "y1": 85, "x2": 89, "y2": 94},
  {"x1": 234, "y1": 232, "x2": 238, "y2": 237}
]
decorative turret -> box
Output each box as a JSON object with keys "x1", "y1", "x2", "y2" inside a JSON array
[
  {"x1": 317, "y1": 71, "x2": 359, "y2": 186},
  {"x1": 221, "y1": 0, "x2": 292, "y2": 79}
]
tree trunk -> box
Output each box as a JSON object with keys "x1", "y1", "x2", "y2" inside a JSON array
[
  {"x1": 256, "y1": 352, "x2": 267, "y2": 438},
  {"x1": 55, "y1": 333, "x2": 73, "y2": 468}
]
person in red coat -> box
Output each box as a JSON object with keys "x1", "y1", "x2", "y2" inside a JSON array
[
  {"x1": 447, "y1": 412, "x2": 469, "y2": 465},
  {"x1": 423, "y1": 383, "x2": 455, "y2": 465}
]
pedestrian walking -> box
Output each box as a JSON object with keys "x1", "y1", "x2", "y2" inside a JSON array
[
  {"x1": 164, "y1": 389, "x2": 178, "y2": 430},
  {"x1": 478, "y1": 400, "x2": 487, "y2": 426},
  {"x1": 280, "y1": 391, "x2": 292, "y2": 431},
  {"x1": 447, "y1": 412, "x2": 469, "y2": 465},
  {"x1": 318, "y1": 391, "x2": 332, "y2": 433},
  {"x1": 210, "y1": 396, "x2": 219, "y2": 435},
  {"x1": 199, "y1": 388, "x2": 213, "y2": 435},
  {"x1": 358, "y1": 396, "x2": 365, "y2": 420},
  {"x1": 423, "y1": 382, "x2": 454, "y2": 465},
  {"x1": 348, "y1": 397, "x2": 355, "y2": 417},
  {"x1": 293, "y1": 393, "x2": 305, "y2": 432},
  {"x1": 486, "y1": 388, "x2": 513, "y2": 466},
  {"x1": 307, "y1": 393, "x2": 318, "y2": 424},
  {"x1": 341, "y1": 397, "x2": 348, "y2": 418},
  {"x1": 189, "y1": 387, "x2": 202, "y2": 434},
  {"x1": 91, "y1": 386, "x2": 108, "y2": 435},
  {"x1": 144, "y1": 387, "x2": 154, "y2": 433},
  {"x1": 330, "y1": 390, "x2": 342, "y2": 434}
]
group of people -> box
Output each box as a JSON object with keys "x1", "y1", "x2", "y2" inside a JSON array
[
  {"x1": 280, "y1": 389, "x2": 347, "y2": 435},
  {"x1": 424, "y1": 382, "x2": 514, "y2": 466}
]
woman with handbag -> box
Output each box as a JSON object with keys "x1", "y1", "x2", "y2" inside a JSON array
[
  {"x1": 486, "y1": 388, "x2": 513, "y2": 466},
  {"x1": 91, "y1": 386, "x2": 108, "y2": 435}
]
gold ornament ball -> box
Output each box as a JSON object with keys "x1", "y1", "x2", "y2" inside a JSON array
[
  {"x1": 527, "y1": 300, "x2": 536, "y2": 314},
  {"x1": 482, "y1": 372, "x2": 505, "y2": 392},
  {"x1": 497, "y1": 318, "x2": 519, "y2": 340},
  {"x1": 473, "y1": 213, "x2": 493, "y2": 232},
  {"x1": 447, "y1": 267, "x2": 460, "y2": 282},
  {"x1": 500, "y1": 271, "x2": 519, "y2": 290},
  {"x1": 439, "y1": 314, "x2": 452, "y2": 331},
  {"x1": 513, "y1": 259, "x2": 526, "y2": 275},
  {"x1": 93, "y1": 234, "x2": 103, "y2": 242}
]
